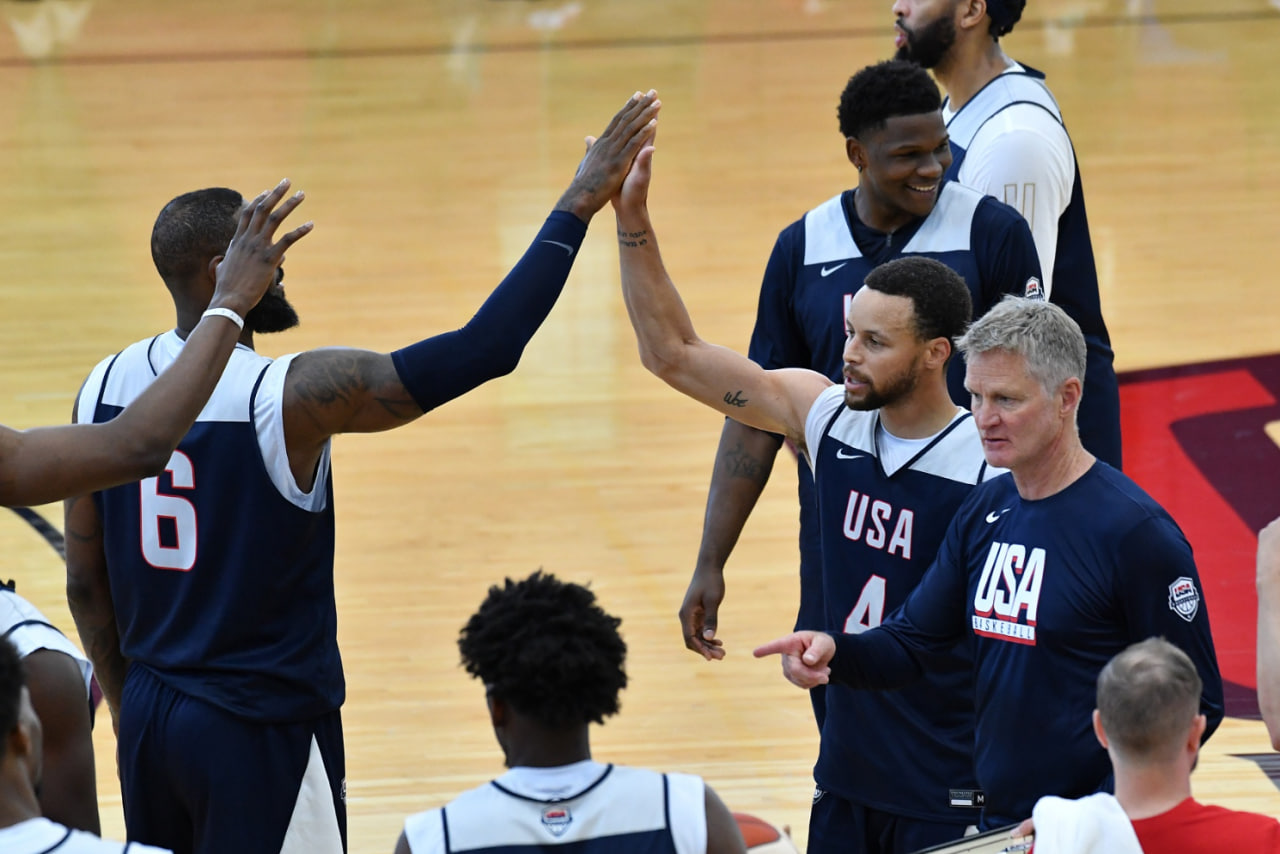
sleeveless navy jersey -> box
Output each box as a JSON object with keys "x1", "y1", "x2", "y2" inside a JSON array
[
  {"x1": 402, "y1": 763, "x2": 707, "y2": 854},
  {"x1": 79, "y1": 331, "x2": 341, "y2": 722},
  {"x1": 747, "y1": 181, "x2": 1042, "y2": 632},
  {"x1": 829, "y1": 463, "x2": 1224, "y2": 827},
  {"x1": 944, "y1": 65, "x2": 1122, "y2": 469},
  {"x1": 803, "y1": 386, "x2": 1000, "y2": 820}
]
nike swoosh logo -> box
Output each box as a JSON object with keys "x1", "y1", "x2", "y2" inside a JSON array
[
  {"x1": 820, "y1": 262, "x2": 848, "y2": 277},
  {"x1": 985, "y1": 508, "x2": 1011, "y2": 524},
  {"x1": 836, "y1": 449, "x2": 867, "y2": 460},
  {"x1": 541, "y1": 239, "x2": 576, "y2": 256}
]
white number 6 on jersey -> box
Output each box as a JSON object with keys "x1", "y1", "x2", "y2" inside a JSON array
[{"x1": 139, "y1": 451, "x2": 198, "y2": 571}]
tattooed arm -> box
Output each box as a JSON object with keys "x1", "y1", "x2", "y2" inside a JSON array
[
  {"x1": 63, "y1": 491, "x2": 128, "y2": 735},
  {"x1": 612, "y1": 145, "x2": 829, "y2": 446}
]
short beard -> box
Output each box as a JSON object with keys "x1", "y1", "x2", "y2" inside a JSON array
[
  {"x1": 844, "y1": 362, "x2": 921, "y2": 412},
  {"x1": 245, "y1": 290, "x2": 300, "y2": 334},
  {"x1": 894, "y1": 14, "x2": 957, "y2": 70}
]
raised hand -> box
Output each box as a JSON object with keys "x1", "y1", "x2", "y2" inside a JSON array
[
  {"x1": 613, "y1": 136, "x2": 655, "y2": 216},
  {"x1": 753, "y1": 630, "x2": 836, "y2": 689},
  {"x1": 680, "y1": 569, "x2": 726, "y2": 660},
  {"x1": 211, "y1": 178, "x2": 313, "y2": 320},
  {"x1": 556, "y1": 90, "x2": 660, "y2": 222}
]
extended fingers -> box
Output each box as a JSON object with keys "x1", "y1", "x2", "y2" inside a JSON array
[
  {"x1": 245, "y1": 179, "x2": 292, "y2": 237},
  {"x1": 273, "y1": 220, "x2": 315, "y2": 254},
  {"x1": 600, "y1": 91, "x2": 659, "y2": 149},
  {"x1": 262, "y1": 190, "x2": 307, "y2": 239},
  {"x1": 753, "y1": 635, "x2": 800, "y2": 658}
]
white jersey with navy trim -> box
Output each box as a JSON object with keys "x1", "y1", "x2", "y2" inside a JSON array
[
  {"x1": 0, "y1": 818, "x2": 171, "y2": 854},
  {"x1": 403, "y1": 762, "x2": 707, "y2": 854},
  {"x1": 78, "y1": 330, "x2": 340, "y2": 721},
  {"x1": 802, "y1": 386, "x2": 1002, "y2": 821},
  {"x1": 943, "y1": 64, "x2": 1072, "y2": 297},
  {"x1": 0, "y1": 586, "x2": 92, "y2": 697},
  {"x1": 942, "y1": 62, "x2": 1122, "y2": 470}
]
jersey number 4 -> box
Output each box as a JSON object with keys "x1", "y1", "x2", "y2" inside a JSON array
[
  {"x1": 843, "y1": 575, "x2": 886, "y2": 634},
  {"x1": 139, "y1": 451, "x2": 197, "y2": 571}
]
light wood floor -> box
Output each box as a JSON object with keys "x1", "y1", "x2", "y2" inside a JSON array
[{"x1": 2, "y1": 0, "x2": 1279, "y2": 850}]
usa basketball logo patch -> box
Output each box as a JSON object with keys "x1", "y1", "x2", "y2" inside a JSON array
[
  {"x1": 1168, "y1": 576, "x2": 1201, "y2": 622},
  {"x1": 542, "y1": 806, "x2": 572, "y2": 837},
  {"x1": 1024, "y1": 276, "x2": 1045, "y2": 300}
]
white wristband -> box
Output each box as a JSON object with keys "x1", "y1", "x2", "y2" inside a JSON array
[{"x1": 202, "y1": 307, "x2": 245, "y2": 331}]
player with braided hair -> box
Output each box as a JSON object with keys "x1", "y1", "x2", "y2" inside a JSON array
[{"x1": 394, "y1": 571, "x2": 746, "y2": 854}]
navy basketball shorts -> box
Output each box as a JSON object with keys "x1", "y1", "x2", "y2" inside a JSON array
[
  {"x1": 118, "y1": 665, "x2": 346, "y2": 854},
  {"x1": 808, "y1": 788, "x2": 969, "y2": 854}
]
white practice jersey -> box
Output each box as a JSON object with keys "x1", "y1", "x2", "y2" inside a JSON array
[{"x1": 0, "y1": 818, "x2": 172, "y2": 853}]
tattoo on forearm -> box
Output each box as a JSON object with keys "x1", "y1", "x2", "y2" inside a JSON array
[
  {"x1": 617, "y1": 228, "x2": 649, "y2": 248},
  {"x1": 723, "y1": 390, "x2": 748, "y2": 407},
  {"x1": 723, "y1": 442, "x2": 768, "y2": 482},
  {"x1": 63, "y1": 497, "x2": 102, "y2": 544}
]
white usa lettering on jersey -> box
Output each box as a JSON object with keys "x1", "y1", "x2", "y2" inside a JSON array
[
  {"x1": 842, "y1": 490, "x2": 914, "y2": 559},
  {"x1": 972, "y1": 541, "x2": 1046, "y2": 646}
]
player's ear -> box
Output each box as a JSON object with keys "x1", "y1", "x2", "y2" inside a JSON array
[
  {"x1": 206, "y1": 254, "x2": 225, "y2": 285},
  {"x1": 1091, "y1": 708, "x2": 1109, "y2": 749},
  {"x1": 1057, "y1": 376, "x2": 1082, "y2": 419},
  {"x1": 958, "y1": 0, "x2": 987, "y2": 32},
  {"x1": 846, "y1": 137, "x2": 867, "y2": 174},
  {"x1": 925, "y1": 336, "x2": 952, "y2": 370},
  {"x1": 1188, "y1": 713, "x2": 1207, "y2": 750}
]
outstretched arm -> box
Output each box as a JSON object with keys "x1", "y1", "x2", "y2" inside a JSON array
[
  {"x1": 1258, "y1": 518, "x2": 1280, "y2": 749},
  {"x1": 612, "y1": 145, "x2": 828, "y2": 447},
  {"x1": 0, "y1": 180, "x2": 311, "y2": 508},
  {"x1": 280, "y1": 92, "x2": 663, "y2": 484}
]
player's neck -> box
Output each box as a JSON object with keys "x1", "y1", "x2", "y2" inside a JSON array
[
  {"x1": 851, "y1": 187, "x2": 918, "y2": 236},
  {"x1": 1010, "y1": 432, "x2": 1094, "y2": 501},
  {"x1": 174, "y1": 316, "x2": 256, "y2": 350},
  {"x1": 934, "y1": 40, "x2": 1015, "y2": 113},
  {"x1": 502, "y1": 723, "x2": 591, "y2": 769},
  {"x1": 1113, "y1": 763, "x2": 1193, "y2": 821},
  {"x1": 879, "y1": 385, "x2": 961, "y2": 440},
  {"x1": 0, "y1": 777, "x2": 42, "y2": 829}
]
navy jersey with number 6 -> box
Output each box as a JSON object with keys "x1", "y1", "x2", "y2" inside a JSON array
[
  {"x1": 748, "y1": 181, "x2": 1042, "y2": 637},
  {"x1": 804, "y1": 386, "x2": 1001, "y2": 821},
  {"x1": 829, "y1": 463, "x2": 1224, "y2": 827},
  {"x1": 78, "y1": 331, "x2": 340, "y2": 722}
]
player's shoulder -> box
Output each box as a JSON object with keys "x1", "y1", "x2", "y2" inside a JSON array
[
  {"x1": 955, "y1": 470, "x2": 1019, "y2": 517},
  {"x1": 402, "y1": 805, "x2": 446, "y2": 854},
  {"x1": 1079, "y1": 462, "x2": 1170, "y2": 520}
]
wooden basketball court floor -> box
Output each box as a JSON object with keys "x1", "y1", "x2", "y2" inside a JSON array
[{"x1": 1, "y1": 0, "x2": 1279, "y2": 849}]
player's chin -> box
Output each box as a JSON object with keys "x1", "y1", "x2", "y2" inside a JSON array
[
  {"x1": 901, "y1": 185, "x2": 939, "y2": 216},
  {"x1": 981, "y1": 440, "x2": 1013, "y2": 467}
]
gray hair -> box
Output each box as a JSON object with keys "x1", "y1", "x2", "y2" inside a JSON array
[{"x1": 956, "y1": 296, "x2": 1087, "y2": 395}]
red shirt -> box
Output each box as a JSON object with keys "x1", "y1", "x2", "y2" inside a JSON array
[{"x1": 1130, "y1": 798, "x2": 1280, "y2": 853}]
